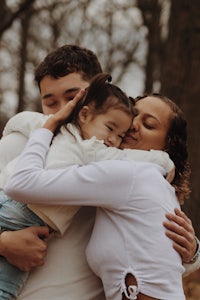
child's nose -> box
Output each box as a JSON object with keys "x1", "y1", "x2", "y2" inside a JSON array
[{"x1": 107, "y1": 135, "x2": 119, "y2": 147}]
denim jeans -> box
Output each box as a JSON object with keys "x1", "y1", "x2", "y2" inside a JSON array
[{"x1": 0, "y1": 190, "x2": 45, "y2": 299}]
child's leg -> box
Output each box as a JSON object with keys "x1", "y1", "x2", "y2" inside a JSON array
[
  {"x1": 0, "y1": 190, "x2": 45, "y2": 299},
  {"x1": 0, "y1": 191, "x2": 45, "y2": 230},
  {"x1": 0, "y1": 256, "x2": 28, "y2": 300}
]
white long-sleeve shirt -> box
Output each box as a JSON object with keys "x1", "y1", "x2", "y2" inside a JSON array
[
  {"x1": 1, "y1": 111, "x2": 174, "y2": 234},
  {"x1": 5, "y1": 128, "x2": 186, "y2": 299}
]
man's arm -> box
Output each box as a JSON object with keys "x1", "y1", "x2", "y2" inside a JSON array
[
  {"x1": 0, "y1": 131, "x2": 50, "y2": 271},
  {"x1": 0, "y1": 227, "x2": 49, "y2": 271}
]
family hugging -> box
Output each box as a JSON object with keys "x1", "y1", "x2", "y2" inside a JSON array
[{"x1": 0, "y1": 45, "x2": 199, "y2": 300}]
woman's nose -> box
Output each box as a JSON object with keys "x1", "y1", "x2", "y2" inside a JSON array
[{"x1": 131, "y1": 118, "x2": 139, "y2": 132}]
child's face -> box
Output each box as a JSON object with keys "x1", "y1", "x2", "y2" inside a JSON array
[{"x1": 80, "y1": 108, "x2": 132, "y2": 148}]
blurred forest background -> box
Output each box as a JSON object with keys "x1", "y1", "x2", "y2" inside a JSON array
[{"x1": 0, "y1": 0, "x2": 199, "y2": 298}]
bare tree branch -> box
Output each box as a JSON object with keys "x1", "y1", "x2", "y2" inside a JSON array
[{"x1": 0, "y1": 0, "x2": 36, "y2": 38}]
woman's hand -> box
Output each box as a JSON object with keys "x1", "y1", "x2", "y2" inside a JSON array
[
  {"x1": 0, "y1": 226, "x2": 49, "y2": 271},
  {"x1": 163, "y1": 208, "x2": 196, "y2": 263},
  {"x1": 43, "y1": 89, "x2": 85, "y2": 133}
]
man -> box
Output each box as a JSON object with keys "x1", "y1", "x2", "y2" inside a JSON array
[
  {"x1": 0, "y1": 44, "x2": 199, "y2": 300},
  {"x1": 0, "y1": 45, "x2": 105, "y2": 300}
]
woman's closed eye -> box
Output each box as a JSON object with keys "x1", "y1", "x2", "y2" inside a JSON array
[
  {"x1": 142, "y1": 119, "x2": 158, "y2": 130},
  {"x1": 143, "y1": 122, "x2": 155, "y2": 130}
]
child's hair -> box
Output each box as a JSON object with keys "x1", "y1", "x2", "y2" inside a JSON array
[
  {"x1": 67, "y1": 73, "x2": 134, "y2": 130},
  {"x1": 35, "y1": 44, "x2": 102, "y2": 89},
  {"x1": 135, "y1": 93, "x2": 191, "y2": 204}
]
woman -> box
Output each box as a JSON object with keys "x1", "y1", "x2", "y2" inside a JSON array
[{"x1": 5, "y1": 93, "x2": 200, "y2": 299}]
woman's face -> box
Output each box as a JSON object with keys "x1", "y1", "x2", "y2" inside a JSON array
[{"x1": 120, "y1": 96, "x2": 173, "y2": 151}]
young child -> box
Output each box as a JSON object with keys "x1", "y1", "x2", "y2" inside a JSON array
[{"x1": 0, "y1": 74, "x2": 173, "y2": 299}]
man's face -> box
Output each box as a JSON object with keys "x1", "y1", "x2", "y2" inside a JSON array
[{"x1": 40, "y1": 73, "x2": 89, "y2": 115}]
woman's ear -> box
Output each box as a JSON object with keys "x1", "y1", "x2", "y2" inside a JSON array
[{"x1": 78, "y1": 106, "x2": 91, "y2": 124}]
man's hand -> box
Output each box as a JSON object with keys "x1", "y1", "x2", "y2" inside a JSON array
[
  {"x1": 163, "y1": 208, "x2": 196, "y2": 263},
  {"x1": 0, "y1": 226, "x2": 49, "y2": 271}
]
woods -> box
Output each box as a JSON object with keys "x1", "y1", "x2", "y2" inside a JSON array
[{"x1": 160, "y1": 0, "x2": 200, "y2": 232}]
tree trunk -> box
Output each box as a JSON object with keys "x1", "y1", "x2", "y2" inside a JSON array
[
  {"x1": 161, "y1": 0, "x2": 200, "y2": 235},
  {"x1": 137, "y1": 0, "x2": 162, "y2": 93},
  {"x1": 17, "y1": 6, "x2": 33, "y2": 113},
  {"x1": 0, "y1": 0, "x2": 35, "y2": 39}
]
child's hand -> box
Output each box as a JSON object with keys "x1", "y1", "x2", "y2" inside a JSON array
[
  {"x1": 166, "y1": 167, "x2": 175, "y2": 183},
  {"x1": 43, "y1": 89, "x2": 85, "y2": 132}
]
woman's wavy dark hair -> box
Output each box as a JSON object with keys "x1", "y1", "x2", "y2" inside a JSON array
[
  {"x1": 134, "y1": 93, "x2": 191, "y2": 204},
  {"x1": 65, "y1": 73, "x2": 134, "y2": 129}
]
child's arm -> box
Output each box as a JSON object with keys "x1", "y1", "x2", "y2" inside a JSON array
[
  {"x1": 123, "y1": 148, "x2": 175, "y2": 182},
  {"x1": 94, "y1": 146, "x2": 175, "y2": 182}
]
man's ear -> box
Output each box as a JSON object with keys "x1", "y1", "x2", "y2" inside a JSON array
[{"x1": 78, "y1": 106, "x2": 91, "y2": 124}]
